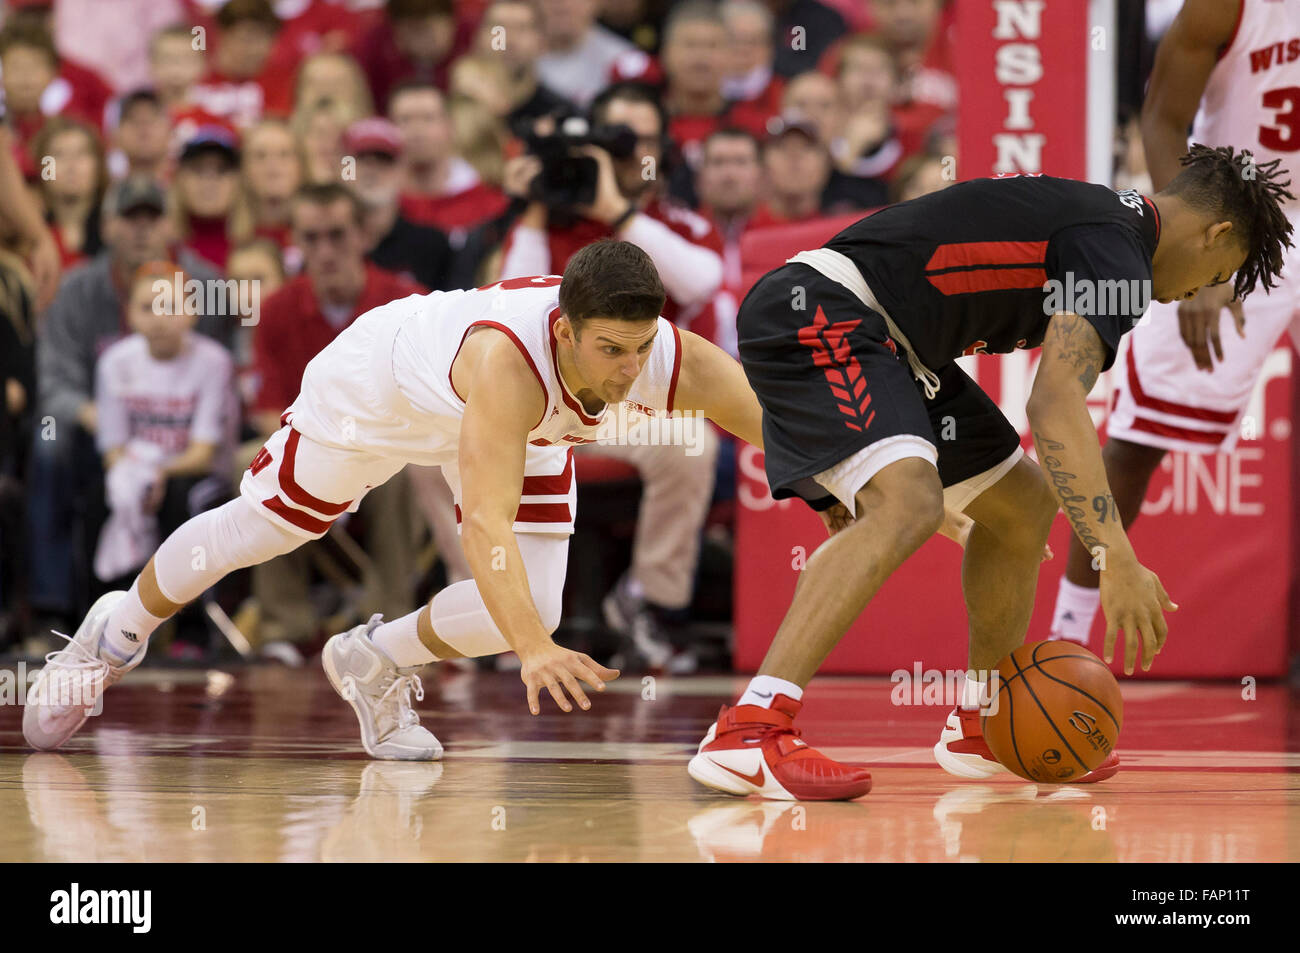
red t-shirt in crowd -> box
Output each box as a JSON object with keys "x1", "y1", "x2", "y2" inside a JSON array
[
  {"x1": 251, "y1": 264, "x2": 425, "y2": 414},
  {"x1": 399, "y1": 183, "x2": 510, "y2": 236},
  {"x1": 190, "y1": 66, "x2": 294, "y2": 128}
]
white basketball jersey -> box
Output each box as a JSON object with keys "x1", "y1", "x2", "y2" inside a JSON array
[
  {"x1": 394, "y1": 275, "x2": 684, "y2": 452},
  {"x1": 1191, "y1": 0, "x2": 1300, "y2": 216}
]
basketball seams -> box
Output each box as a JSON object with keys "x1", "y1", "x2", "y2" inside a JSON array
[
  {"x1": 1029, "y1": 663, "x2": 1122, "y2": 731},
  {"x1": 1004, "y1": 655, "x2": 1034, "y2": 780},
  {"x1": 1010, "y1": 655, "x2": 1093, "y2": 779}
]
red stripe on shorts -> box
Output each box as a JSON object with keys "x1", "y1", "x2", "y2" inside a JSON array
[
  {"x1": 279, "y1": 429, "x2": 354, "y2": 516},
  {"x1": 1125, "y1": 344, "x2": 1238, "y2": 424},
  {"x1": 262, "y1": 495, "x2": 335, "y2": 534},
  {"x1": 1127, "y1": 417, "x2": 1229, "y2": 445}
]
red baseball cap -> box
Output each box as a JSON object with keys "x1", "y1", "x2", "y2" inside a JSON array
[{"x1": 342, "y1": 118, "x2": 403, "y2": 159}]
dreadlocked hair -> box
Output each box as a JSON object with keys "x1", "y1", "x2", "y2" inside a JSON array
[{"x1": 1164, "y1": 144, "x2": 1294, "y2": 300}]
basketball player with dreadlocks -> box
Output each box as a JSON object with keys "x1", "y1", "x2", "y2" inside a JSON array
[
  {"x1": 1048, "y1": 0, "x2": 1300, "y2": 648},
  {"x1": 686, "y1": 144, "x2": 1291, "y2": 800}
]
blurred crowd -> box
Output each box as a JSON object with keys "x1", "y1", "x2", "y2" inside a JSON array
[{"x1": 0, "y1": 0, "x2": 983, "y2": 671}]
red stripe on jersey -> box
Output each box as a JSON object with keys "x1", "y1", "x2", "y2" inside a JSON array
[
  {"x1": 926, "y1": 267, "x2": 1047, "y2": 295},
  {"x1": 279, "y1": 410, "x2": 293, "y2": 427},
  {"x1": 280, "y1": 429, "x2": 353, "y2": 516},
  {"x1": 926, "y1": 240, "x2": 1048, "y2": 271},
  {"x1": 1126, "y1": 344, "x2": 1238, "y2": 423},
  {"x1": 1143, "y1": 195, "x2": 1161, "y2": 244},
  {"x1": 667, "y1": 322, "x2": 683, "y2": 413},
  {"x1": 454, "y1": 501, "x2": 573, "y2": 524},
  {"x1": 1127, "y1": 416, "x2": 1229, "y2": 445},
  {"x1": 448, "y1": 320, "x2": 549, "y2": 430},
  {"x1": 521, "y1": 449, "x2": 574, "y2": 496},
  {"x1": 262, "y1": 495, "x2": 335, "y2": 534}
]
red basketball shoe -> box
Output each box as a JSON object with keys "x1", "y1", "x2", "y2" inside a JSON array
[
  {"x1": 688, "y1": 695, "x2": 872, "y2": 801},
  {"x1": 933, "y1": 706, "x2": 1120, "y2": 782}
]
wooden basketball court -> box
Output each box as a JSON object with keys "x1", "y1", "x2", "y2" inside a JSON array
[{"x1": 2, "y1": 666, "x2": 1296, "y2": 862}]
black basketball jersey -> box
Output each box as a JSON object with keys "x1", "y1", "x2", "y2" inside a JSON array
[{"x1": 824, "y1": 174, "x2": 1161, "y2": 370}]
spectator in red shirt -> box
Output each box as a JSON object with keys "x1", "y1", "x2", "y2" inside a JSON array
[
  {"x1": 31, "y1": 118, "x2": 108, "y2": 269},
  {"x1": 749, "y1": 116, "x2": 831, "y2": 227},
  {"x1": 191, "y1": 0, "x2": 294, "y2": 129},
  {"x1": 149, "y1": 24, "x2": 209, "y2": 117},
  {"x1": 0, "y1": 21, "x2": 99, "y2": 168},
  {"x1": 866, "y1": 0, "x2": 956, "y2": 136},
  {"x1": 659, "y1": 1, "x2": 732, "y2": 172},
  {"x1": 391, "y1": 81, "x2": 509, "y2": 245},
  {"x1": 352, "y1": 0, "x2": 460, "y2": 117},
  {"x1": 231, "y1": 118, "x2": 305, "y2": 262},
  {"x1": 3, "y1": 4, "x2": 114, "y2": 130},
  {"x1": 695, "y1": 128, "x2": 762, "y2": 291},
  {"x1": 248, "y1": 182, "x2": 425, "y2": 651},
  {"x1": 251, "y1": 183, "x2": 424, "y2": 431},
  {"x1": 170, "y1": 126, "x2": 242, "y2": 271},
  {"x1": 720, "y1": 1, "x2": 784, "y2": 138},
  {"x1": 110, "y1": 90, "x2": 174, "y2": 182}
]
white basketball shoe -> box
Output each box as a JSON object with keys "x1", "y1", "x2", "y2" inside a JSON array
[
  {"x1": 322, "y1": 615, "x2": 443, "y2": 761},
  {"x1": 24, "y1": 591, "x2": 144, "y2": 750}
]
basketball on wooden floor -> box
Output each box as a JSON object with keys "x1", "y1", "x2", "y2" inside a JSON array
[{"x1": 982, "y1": 641, "x2": 1123, "y2": 783}]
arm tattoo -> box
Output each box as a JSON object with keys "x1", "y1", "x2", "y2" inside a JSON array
[
  {"x1": 1034, "y1": 433, "x2": 1107, "y2": 556},
  {"x1": 1046, "y1": 312, "x2": 1105, "y2": 392}
]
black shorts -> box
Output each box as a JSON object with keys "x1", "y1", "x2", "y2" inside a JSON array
[{"x1": 737, "y1": 262, "x2": 1022, "y2": 509}]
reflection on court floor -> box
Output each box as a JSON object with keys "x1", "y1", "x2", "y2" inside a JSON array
[{"x1": 2, "y1": 667, "x2": 1296, "y2": 862}]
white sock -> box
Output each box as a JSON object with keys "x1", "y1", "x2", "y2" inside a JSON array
[
  {"x1": 1049, "y1": 577, "x2": 1102, "y2": 644},
  {"x1": 370, "y1": 609, "x2": 438, "y2": 668},
  {"x1": 960, "y1": 673, "x2": 985, "y2": 710},
  {"x1": 101, "y1": 581, "x2": 169, "y2": 664},
  {"x1": 737, "y1": 675, "x2": 804, "y2": 708}
]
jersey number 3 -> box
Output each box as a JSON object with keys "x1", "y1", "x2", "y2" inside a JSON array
[{"x1": 1261, "y1": 87, "x2": 1300, "y2": 152}]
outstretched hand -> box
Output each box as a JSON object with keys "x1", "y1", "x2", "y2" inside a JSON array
[{"x1": 517, "y1": 642, "x2": 621, "y2": 715}]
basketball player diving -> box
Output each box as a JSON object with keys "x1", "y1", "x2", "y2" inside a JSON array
[
  {"x1": 23, "y1": 240, "x2": 767, "y2": 757},
  {"x1": 689, "y1": 149, "x2": 1292, "y2": 801}
]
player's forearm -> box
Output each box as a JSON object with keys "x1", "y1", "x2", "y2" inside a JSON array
[
  {"x1": 1138, "y1": 112, "x2": 1191, "y2": 192},
  {"x1": 460, "y1": 516, "x2": 553, "y2": 652},
  {"x1": 1026, "y1": 390, "x2": 1136, "y2": 572}
]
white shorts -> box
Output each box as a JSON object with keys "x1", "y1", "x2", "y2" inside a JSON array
[
  {"x1": 1108, "y1": 247, "x2": 1300, "y2": 454},
  {"x1": 814, "y1": 437, "x2": 1023, "y2": 518}
]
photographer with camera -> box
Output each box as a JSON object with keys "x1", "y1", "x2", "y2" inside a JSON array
[{"x1": 498, "y1": 81, "x2": 725, "y2": 673}]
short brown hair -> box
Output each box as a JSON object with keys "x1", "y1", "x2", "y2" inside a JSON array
[
  {"x1": 291, "y1": 182, "x2": 365, "y2": 226},
  {"x1": 388, "y1": 0, "x2": 453, "y2": 21},
  {"x1": 0, "y1": 20, "x2": 58, "y2": 67},
  {"x1": 216, "y1": 0, "x2": 280, "y2": 31},
  {"x1": 559, "y1": 240, "x2": 666, "y2": 327}
]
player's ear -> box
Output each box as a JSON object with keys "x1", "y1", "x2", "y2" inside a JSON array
[
  {"x1": 1206, "y1": 220, "x2": 1234, "y2": 248},
  {"x1": 556, "y1": 313, "x2": 579, "y2": 346}
]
